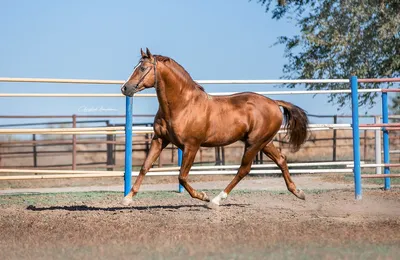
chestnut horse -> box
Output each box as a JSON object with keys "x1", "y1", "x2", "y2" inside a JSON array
[{"x1": 121, "y1": 48, "x2": 309, "y2": 206}]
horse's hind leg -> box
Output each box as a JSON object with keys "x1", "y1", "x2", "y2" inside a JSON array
[
  {"x1": 210, "y1": 143, "x2": 258, "y2": 206},
  {"x1": 262, "y1": 142, "x2": 305, "y2": 200}
]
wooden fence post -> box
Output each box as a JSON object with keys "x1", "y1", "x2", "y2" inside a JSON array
[
  {"x1": 221, "y1": 146, "x2": 225, "y2": 165},
  {"x1": 171, "y1": 144, "x2": 175, "y2": 163},
  {"x1": 215, "y1": 147, "x2": 221, "y2": 165},
  {"x1": 33, "y1": 134, "x2": 37, "y2": 167},
  {"x1": 106, "y1": 121, "x2": 114, "y2": 171},
  {"x1": 363, "y1": 130, "x2": 367, "y2": 161},
  {"x1": 333, "y1": 115, "x2": 337, "y2": 161}
]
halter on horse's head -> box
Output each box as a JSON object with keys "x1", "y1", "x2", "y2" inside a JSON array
[{"x1": 121, "y1": 48, "x2": 157, "y2": 97}]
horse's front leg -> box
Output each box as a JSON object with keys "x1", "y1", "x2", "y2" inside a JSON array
[
  {"x1": 122, "y1": 136, "x2": 170, "y2": 205},
  {"x1": 178, "y1": 145, "x2": 210, "y2": 202}
]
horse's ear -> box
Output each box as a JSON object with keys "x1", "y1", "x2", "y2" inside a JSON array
[
  {"x1": 146, "y1": 48, "x2": 153, "y2": 59},
  {"x1": 140, "y1": 48, "x2": 147, "y2": 58}
]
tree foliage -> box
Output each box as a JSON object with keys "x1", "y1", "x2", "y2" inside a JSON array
[
  {"x1": 390, "y1": 93, "x2": 400, "y2": 115},
  {"x1": 256, "y1": 0, "x2": 400, "y2": 109}
]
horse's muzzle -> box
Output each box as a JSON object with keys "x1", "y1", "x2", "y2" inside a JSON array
[{"x1": 121, "y1": 84, "x2": 139, "y2": 97}]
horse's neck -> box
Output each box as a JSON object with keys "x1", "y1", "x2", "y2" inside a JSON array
[{"x1": 156, "y1": 66, "x2": 201, "y2": 120}]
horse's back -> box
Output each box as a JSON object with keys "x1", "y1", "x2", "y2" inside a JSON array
[
  {"x1": 211, "y1": 92, "x2": 282, "y2": 117},
  {"x1": 201, "y1": 92, "x2": 283, "y2": 146}
]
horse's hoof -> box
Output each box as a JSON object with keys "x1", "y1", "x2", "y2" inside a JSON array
[
  {"x1": 210, "y1": 196, "x2": 221, "y2": 206},
  {"x1": 200, "y1": 191, "x2": 210, "y2": 202},
  {"x1": 296, "y1": 189, "x2": 306, "y2": 200},
  {"x1": 209, "y1": 191, "x2": 227, "y2": 207},
  {"x1": 121, "y1": 197, "x2": 133, "y2": 206},
  {"x1": 207, "y1": 201, "x2": 220, "y2": 209}
]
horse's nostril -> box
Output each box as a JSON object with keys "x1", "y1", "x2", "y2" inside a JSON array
[{"x1": 122, "y1": 85, "x2": 127, "y2": 93}]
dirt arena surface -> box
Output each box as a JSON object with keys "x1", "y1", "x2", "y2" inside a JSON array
[{"x1": 1, "y1": 184, "x2": 400, "y2": 259}]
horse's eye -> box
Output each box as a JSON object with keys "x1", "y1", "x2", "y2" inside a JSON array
[{"x1": 140, "y1": 66, "x2": 146, "y2": 72}]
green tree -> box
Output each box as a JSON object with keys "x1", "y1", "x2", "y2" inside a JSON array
[
  {"x1": 390, "y1": 93, "x2": 400, "y2": 120},
  {"x1": 255, "y1": 0, "x2": 400, "y2": 109}
]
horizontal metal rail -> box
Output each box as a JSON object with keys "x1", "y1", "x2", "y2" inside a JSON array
[
  {"x1": 0, "y1": 161, "x2": 358, "y2": 174},
  {"x1": 0, "y1": 168, "x2": 353, "y2": 180},
  {"x1": 0, "y1": 77, "x2": 347, "y2": 84},
  {"x1": 347, "y1": 163, "x2": 400, "y2": 168},
  {"x1": 2, "y1": 123, "x2": 399, "y2": 135},
  {"x1": 0, "y1": 89, "x2": 384, "y2": 98},
  {"x1": 0, "y1": 115, "x2": 151, "y2": 118},
  {"x1": 1, "y1": 114, "x2": 398, "y2": 119},
  {"x1": 360, "y1": 123, "x2": 400, "y2": 128},
  {"x1": 1, "y1": 77, "x2": 398, "y2": 98},
  {"x1": 1, "y1": 77, "x2": 399, "y2": 85},
  {"x1": 361, "y1": 174, "x2": 400, "y2": 178}
]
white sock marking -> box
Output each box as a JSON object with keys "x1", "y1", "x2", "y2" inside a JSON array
[{"x1": 211, "y1": 191, "x2": 228, "y2": 206}]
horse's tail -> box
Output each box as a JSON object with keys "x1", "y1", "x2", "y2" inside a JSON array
[{"x1": 275, "y1": 100, "x2": 309, "y2": 152}]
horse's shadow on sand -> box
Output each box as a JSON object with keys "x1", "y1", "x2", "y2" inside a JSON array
[{"x1": 26, "y1": 203, "x2": 249, "y2": 212}]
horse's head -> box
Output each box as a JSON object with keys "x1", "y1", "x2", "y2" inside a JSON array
[{"x1": 121, "y1": 48, "x2": 157, "y2": 97}]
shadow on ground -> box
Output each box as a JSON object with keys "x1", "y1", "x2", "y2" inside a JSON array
[{"x1": 26, "y1": 203, "x2": 249, "y2": 212}]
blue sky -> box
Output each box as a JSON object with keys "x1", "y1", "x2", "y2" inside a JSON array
[{"x1": 0, "y1": 0, "x2": 385, "y2": 128}]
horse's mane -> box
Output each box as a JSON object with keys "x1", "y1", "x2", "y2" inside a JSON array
[{"x1": 154, "y1": 55, "x2": 205, "y2": 92}]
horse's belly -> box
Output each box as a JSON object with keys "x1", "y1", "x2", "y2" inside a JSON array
[
  {"x1": 201, "y1": 121, "x2": 247, "y2": 147},
  {"x1": 201, "y1": 138, "x2": 239, "y2": 147}
]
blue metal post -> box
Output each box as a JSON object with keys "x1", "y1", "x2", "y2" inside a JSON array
[
  {"x1": 350, "y1": 76, "x2": 362, "y2": 200},
  {"x1": 178, "y1": 148, "x2": 184, "y2": 193},
  {"x1": 124, "y1": 96, "x2": 133, "y2": 196},
  {"x1": 382, "y1": 92, "x2": 391, "y2": 190}
]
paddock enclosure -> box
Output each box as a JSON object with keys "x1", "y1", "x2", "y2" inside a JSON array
[
  {"x1": 0, "y1": 76, "x2": 399, "y2": 259},
  {"x1": 0, "y1": 76, "x2": 399, "y2": 196}
]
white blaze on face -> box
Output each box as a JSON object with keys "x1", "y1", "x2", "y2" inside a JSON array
[{"x1": 211, "y1": 191, "x2": 228, "y2": 206}]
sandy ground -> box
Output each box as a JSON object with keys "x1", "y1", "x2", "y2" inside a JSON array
[{"x1": 1, "y1": 175, "x2": 400, "y2": 259}]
